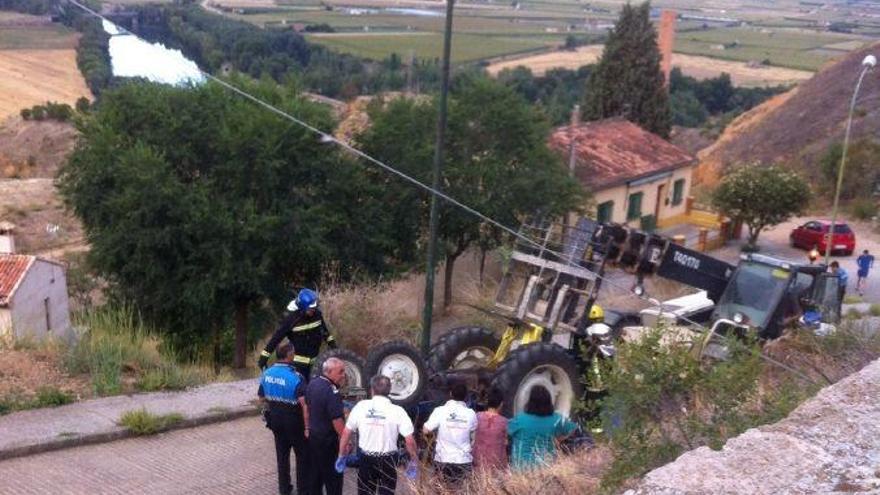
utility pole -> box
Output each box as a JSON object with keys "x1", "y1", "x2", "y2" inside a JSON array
[{"x1": 421, "y1": 0, "x2": 456, "y2": 355}]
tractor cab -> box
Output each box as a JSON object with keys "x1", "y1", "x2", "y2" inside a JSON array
[{"x1": 711, "y1": 253, "x2": 840, "y2": 339}]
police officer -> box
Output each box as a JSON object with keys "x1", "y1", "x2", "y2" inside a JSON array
[
  {"x1": 339, "y1": 375, "x2": 418, "y2": 495},
  {"x1": 259, "y1": 288, "x2": 337, "y2": 378},
  {"x1": 306, "y1": 357, "x2": 347, "y2": 495},
  {"x1": 259, "y1": 343, "x2": 311, "y2": 495}
]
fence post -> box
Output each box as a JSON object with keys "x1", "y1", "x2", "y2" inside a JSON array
[
  {"x1": 685, "y1": 196, "x2": 694, "y2": 215},
  {"x1": 698, "y1": 228, "x2": 708, "y2": 252}
]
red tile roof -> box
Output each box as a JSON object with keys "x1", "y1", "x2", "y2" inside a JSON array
[
  {"x1": 0, "y1": 254, "x2": 34, "y2": 307},
  {"x1": 548, "y1": 118, "x2": 696, "y2": 190}
]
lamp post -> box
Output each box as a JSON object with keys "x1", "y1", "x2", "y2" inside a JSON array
[
  {"x1": 825, "y1": 54, "x2": 876, "y2": 265},
  {"x1": 421, "y1": 0, "x2": 456, "y2": 355}
]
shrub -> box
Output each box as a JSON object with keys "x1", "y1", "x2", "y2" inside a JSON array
[
  {"x1": 66, "y1": 306, "x2": 213, "y2": 396},
  {"x1": 118, "y1": 408, "x2": 184, "y2": 435},
  {"x1": 20, "y1": 108, "x2": 31, "y2": 120},
  {"x1": 33, "y1": 387, "x2": 74, "y2": 408},
  {"x1": 871, "y1": 304, "x2": 880, "y2": 317},
  {"x1": 599, "y1": 329, "x2": 813, "y2": 491},
  {"x1": 850, "y1": 198, "x2": 878, "y2": 220}
]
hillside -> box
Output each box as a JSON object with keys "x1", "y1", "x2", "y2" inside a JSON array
[{"x1": 696, "y1": 41, "x2": 880, "y2": 186}]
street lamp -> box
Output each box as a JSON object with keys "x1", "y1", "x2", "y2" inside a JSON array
[{"x1": 825, "y1": 54, "x2": 876, "y2": 265}]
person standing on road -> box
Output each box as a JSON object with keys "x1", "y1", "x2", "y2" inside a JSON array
[
  {"x1": 258, "y1": 288, "x2": 337, "y2": 379},
  {"x1": 422, "y1": 382, "x2": 477, "y2": 484},
  {"x1": 830, "y1": 261, "x2": 849, "y2": 302},
  {"x1": 306, "y1": 357, "x2": 347, "y2": 495},
  {"x1": 338, "y1": 375, "x2": 418, "y2": 495},
  {"x1": 258, "y1": 343, "x2": 311, "y2": 495},
  {"x1": 857, "y1": 250, "x2": 875, "y2": 295}
]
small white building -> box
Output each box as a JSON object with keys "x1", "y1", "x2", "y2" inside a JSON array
[{"x1": 0, "y1": 254, "x2": 72, "y2": 343}]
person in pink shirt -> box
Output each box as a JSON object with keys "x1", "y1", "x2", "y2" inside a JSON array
[{"x1": 472, "y1": 387, "x2": 508, "y2": 470}]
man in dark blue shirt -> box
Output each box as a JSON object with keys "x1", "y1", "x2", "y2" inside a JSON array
[
  {"x1": 857, "y1": 250, "x2": 875, "y2": 295},
  {"x1": 306, "y1": 357, "x2": 347, "y2": 495},
  {"x1": 259, "y1": 343, "x2": 310, "y2": 495}
]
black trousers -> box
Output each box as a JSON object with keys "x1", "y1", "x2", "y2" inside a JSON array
[
  {"x1": 309, "y1": 433, "x2": 343, "y2": 495},
  {"x1": 357, "y1": 454, "x2": 398, "y2": 495},
  {"x1": 268, "y1": 406, "x2": 310, "y2": 495},
  {"x1": 434, "y1": 461, "x2": 471, "y2": 485}
]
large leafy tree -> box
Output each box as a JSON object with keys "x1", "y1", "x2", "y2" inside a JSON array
[
  {"x1": 59, "y1": 80, "x2": 395, "y2": 367},
  {"x1": 357, "y1": 78, "x2": 585, "y2": 308},
  {"x1": 583, "y1": 1, "x2": 671, "y2": 137},
  {"x1": 712, "y1": 164, "x2": 810, "y2": 250}
]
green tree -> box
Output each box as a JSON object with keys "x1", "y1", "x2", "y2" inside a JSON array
[
  {"x1": 712, "y1": 164, "x2": 810, "y2": 250},
  {"x1": 59, "y1": 80, "x2": 396, "y2": 367},
  {"x1": 358, "y1": 78, "x2": 585, "y2": 308},
  {"x1": 583, "y1": 1, "x2": 671, "y2": 137}
]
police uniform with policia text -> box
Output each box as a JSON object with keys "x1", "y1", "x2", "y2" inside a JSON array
[
  {"x1": 259, "y1": 289, "x2": 337, "y2": 378},
  {"x1": 259, "y1": 357, "x2": 311, "y2": 495}
]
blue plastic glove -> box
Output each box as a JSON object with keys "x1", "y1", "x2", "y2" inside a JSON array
[
  {"x1": 335, "y1": 457, "x2": 347, "y2": 474},
  {"x1": 405, "y1": 459, "x2": 418, "y2": 480}
]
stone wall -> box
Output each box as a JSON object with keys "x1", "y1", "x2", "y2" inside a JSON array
[{"x1": 628, "y1": 358, "x2": 880, "y2": 494}]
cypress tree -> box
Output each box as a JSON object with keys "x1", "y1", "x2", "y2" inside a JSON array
[{"x1": 584, "y1": 1, "x2": 671, "y2": 138}]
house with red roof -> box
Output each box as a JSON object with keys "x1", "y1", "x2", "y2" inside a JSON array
[
  {"x1": 548, "y1": 118, "x2": 697, "y2": 230},
  {"x1": 0, "y1": 252, "x2": 71, "y2": 343}
]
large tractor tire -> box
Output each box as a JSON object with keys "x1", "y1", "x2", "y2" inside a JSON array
[
  {"x1": 364, "y1": 340, "x2": 427, "y2": 408},
  {"x1": 491, "y1": 342, "x2": 583, "y2": 418},
  {"x1": 428, "y1": 326, "x2": 500, "y2": 372},
  {"x1": 311, "y1": 348, "x2": 366, "y2": 394}
]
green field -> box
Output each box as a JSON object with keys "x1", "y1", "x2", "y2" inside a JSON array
[
  {"x1": 674, "y1": 27, "x2": 869, "y2": 71},
  {"x1": 0, "y1": 25, "x2": 79, "y2": 50},
  {"x1": 307, "y1": 32, "x2": 557, "y2": 63}
]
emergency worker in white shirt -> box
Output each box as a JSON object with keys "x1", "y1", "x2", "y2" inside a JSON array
[
  {"x1": 422, "y1": 382, "x2": 477, "y2": 484},
  {"x1": 338, "y1": 375, "x2": 418, "y2": 495}
]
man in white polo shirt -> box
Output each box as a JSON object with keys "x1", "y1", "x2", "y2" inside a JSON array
[
  {"x1": 338, "y1": 375, "x2": 418, "y2": 495},
  {"x1": 422, "y1": 382, "x2": 477, "y2": 484}
]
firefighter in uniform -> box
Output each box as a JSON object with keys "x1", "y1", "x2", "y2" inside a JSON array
[{"x1": 258, "y1": 288, "x2": 337, "y2": 378}]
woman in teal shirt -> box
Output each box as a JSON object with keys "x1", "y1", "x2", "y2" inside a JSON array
[{"x1": 507, "y1": 386, "x2": 577, "y2": 470}]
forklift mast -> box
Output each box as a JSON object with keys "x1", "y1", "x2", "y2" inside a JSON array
[{"x1": 494, "y1": 216, "x2": 736, "y2": 333}]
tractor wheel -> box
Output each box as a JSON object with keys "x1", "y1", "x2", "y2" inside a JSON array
[
  {"x1": 364, "y1": 340, "x2": 427, "y2": 408},
  {"x1": 491, "y1": 342, "x2": 583, "y2": 418},
  {"x1": 311, "y1": 348, "x2": 366, "y2": 394},
  {"x1": 428, "y1": 326, "x2": 500, "y2": 372}
]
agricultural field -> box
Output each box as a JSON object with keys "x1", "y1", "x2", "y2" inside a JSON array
[
  {"x1": 487, "y1": 44, "x2": 813, "y2": 87},
  {"x1": 674, "y1": 26, "x2": 871, "y2": 72},
  {"x1": 0, "y1": 13, "x2": 91, "y2": 121},
  {"x1": 205, "y1": 0, "x2": 878, "y2": 80},
  {"x1": 308, "y1": 32, "x2": 555, "y2": 63}
]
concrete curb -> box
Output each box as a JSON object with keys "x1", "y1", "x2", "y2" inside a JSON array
[{"x1": 0, "y1": 405, "x2": 260, "y2": 462}]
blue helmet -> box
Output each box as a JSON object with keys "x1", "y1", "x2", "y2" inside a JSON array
[{"x1": 288, "y1": 288, "x2": 318, "y2": 312}]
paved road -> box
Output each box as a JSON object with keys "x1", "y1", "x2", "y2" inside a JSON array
[{"x1": 0, "y1": 417, "x2": 382, "y2": 495}]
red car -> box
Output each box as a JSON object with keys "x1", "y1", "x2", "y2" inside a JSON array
[{"x1": 789, "y1": 220, "x2": 856, "y2": 256}]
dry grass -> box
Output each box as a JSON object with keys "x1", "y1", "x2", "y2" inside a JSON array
[
  {"x1": 407, "y1": 447, "x2": 612, "y2": 495},
  {"x1": 487, "y1": 44, "x2": 813, "y2": 86},
  {"x1": 0, "y1": 49, "x2": 91, "y2": 121}
]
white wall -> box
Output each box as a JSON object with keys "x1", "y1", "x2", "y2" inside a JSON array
[
  {"x1": 8, "y1": 260, "x2": 71, "y2": 340},
  {"x1": 0, "y1": 309, "x2": 11, "y2": 344}
]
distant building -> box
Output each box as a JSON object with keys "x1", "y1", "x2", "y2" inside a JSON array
[
  {"x1": 0, "y1": 252, "x2": 72, "y2": 343},
  {"x1": 548, "y1": 118, "x2": 696, "y2": 231}
]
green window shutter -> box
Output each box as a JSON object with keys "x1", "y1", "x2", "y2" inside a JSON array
[
  {"x1": 672, "y1": 179, "x2": 685, "y2": 206},
  {"x1": 627, "y1": 192, "x2": 643, "y2": 221},
  {"x1": 597, "y1": 201, "x2": 614, "y2": 223}
]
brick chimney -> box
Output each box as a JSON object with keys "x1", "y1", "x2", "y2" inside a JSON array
[
  {"x1": 0, "y1": 221, "x2": 15, "y2": 254},
  {"x1": 657, "y1": 10, "x2": 676, "y2": 87}
]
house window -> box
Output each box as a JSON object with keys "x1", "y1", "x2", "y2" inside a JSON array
[
  {"x1": 597, "y1": 200, "x2": 614, "y2": 223},
  {"x1": 627, "y1": 192, "x2": 643, "y2": 221},
  {"x1": 44, "y1": 297, "x2": 51, "y2": 332},
  {"x1": 672, "y1": 178, "x2": 686, "y2": 206}
]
